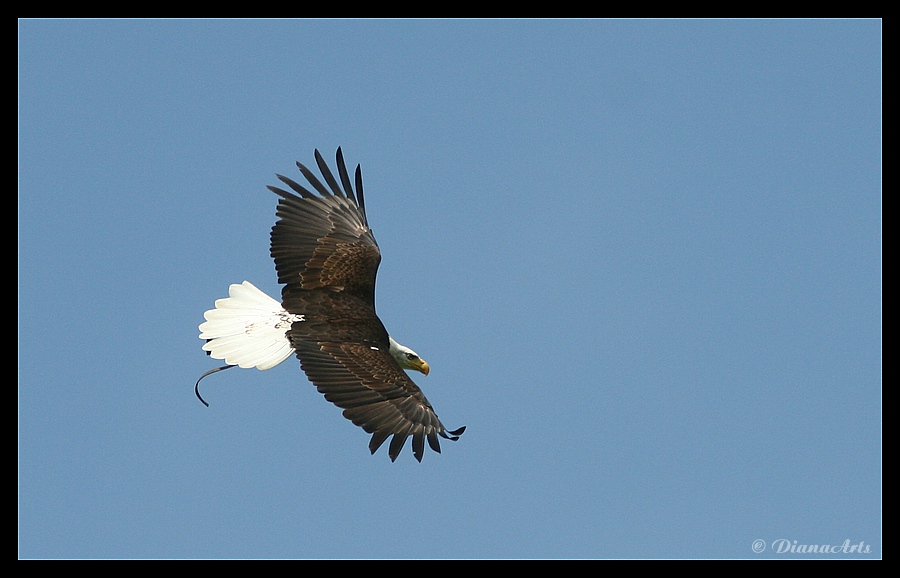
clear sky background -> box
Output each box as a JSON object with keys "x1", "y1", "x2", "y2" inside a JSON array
[{"x1": 18, "y1": 20, "x2": 881, "y2": 559}]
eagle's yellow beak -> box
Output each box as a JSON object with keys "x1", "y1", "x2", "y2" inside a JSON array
[{"x1": 408, "y1": 358, "x2": 430, "y2": 376}]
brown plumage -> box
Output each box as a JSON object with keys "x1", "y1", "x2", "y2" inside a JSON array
[{"x1": 266, "y1": 148, "x2": 464, "y2": 462}]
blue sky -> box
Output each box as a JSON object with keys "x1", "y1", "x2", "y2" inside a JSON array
[{"x1": 18, "y1": 20, "x2": 881, "y2": 559}]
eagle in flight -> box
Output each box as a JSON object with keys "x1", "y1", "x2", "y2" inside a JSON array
[{"x1": 197, "y1": 148, "x2": 464, "y2": 462}]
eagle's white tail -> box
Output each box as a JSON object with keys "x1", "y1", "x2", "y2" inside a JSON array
[{"x1": 199, "y1": 281, "x2": 301, "y2": 370}]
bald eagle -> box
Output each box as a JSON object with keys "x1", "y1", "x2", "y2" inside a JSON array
[{"x1": 196, "y1": 148, "x2": 464, "y2": 462}]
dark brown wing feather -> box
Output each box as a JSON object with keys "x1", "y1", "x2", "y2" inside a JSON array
[{"x1": 268, "y1": 148, "x2": 464, "y2": 462}]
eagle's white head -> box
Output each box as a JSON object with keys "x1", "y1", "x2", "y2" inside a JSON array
[{"x1": 388, "y1": 336, "x2": 430, "y2": 375}]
